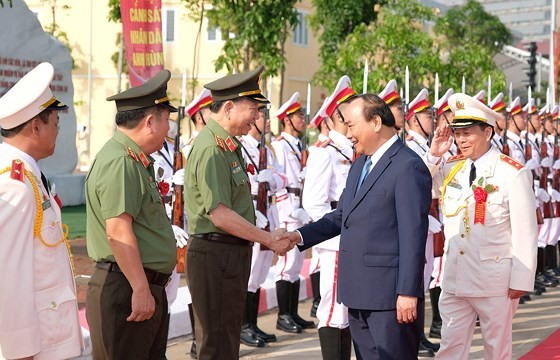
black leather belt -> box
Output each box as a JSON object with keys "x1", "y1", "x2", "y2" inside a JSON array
[
  {"x1": 95, "y1": 262, "x2": 171, "y2": 287},
  {"x1": 192, "y1": 232, "x2": 251, "y2": 246},
  {"x1": 286, "y1": 187, "x2": 301, "y2": 197},
  {"x1": 331, "y1": 201, "x2": 338, "y2": 210}
]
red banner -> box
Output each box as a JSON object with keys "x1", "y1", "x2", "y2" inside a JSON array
[{"x1": 120, "y1": 0, "x2": 164, "y2": 87}]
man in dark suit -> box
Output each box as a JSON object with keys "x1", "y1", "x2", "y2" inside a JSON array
[{"x1": 281, "y1": 94, "x2": 432, "y2": 359}]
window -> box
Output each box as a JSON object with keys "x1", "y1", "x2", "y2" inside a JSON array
[
  {"x1": 163, "y1": 9, "x2": 175, "y2": 42},
  {"x1": 292, "y1": 11, "x2": 308, "y2": 46},
  {"x1": 208, "y1": 25, "x2": 222, "y2": 41}
]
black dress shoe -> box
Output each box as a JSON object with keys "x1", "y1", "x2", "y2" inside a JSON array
[
  {"x1": 240, "y1": 326, "x2": 265, "y2": 347},
  {"x1": 418, "y1": 341, "x2": 435, "y2": 357},
  {"x1": 519, "y1": 297, "x2": 525, "y2": 304},
  {"x1": 310, "y1": 300, "x2": 319, "y2": 318},
  {"x1": 543, "y1": 273, "x2": 560, "y2": 285},
  {"x1": 522, "y1": 293, "x2": 531, "y2": 301},
  {"x1": 536, "y1": 274, "x2": 557, "y2": 287},
  {"x1": 421, "y1": 333, "x2": 440, "y2": 352},
  {"x1": 190, "y1": 341, "x2": 197, "y2": 359},
  {"x1": 276, "y1": 314, "x2": 302, "y2": 333},
  {"x1": 429, "y1": 324, "x2": 441, "y2": 339},
  {"x1": 292, "y1": 313, "x2": 315, "y2": 329},
  {"x1": 253, "y1": 325, "x2": 277, "y2": 343},
  {"x1": 546, "y1": 269, "x2": 560, "y2": 278}
]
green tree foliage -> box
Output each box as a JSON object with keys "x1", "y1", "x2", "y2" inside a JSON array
[
  {"x1": 316, "y1": 0, "x2": 511, "y2": 101},
  {"x1": 41, "y1": 1, "x2": 76, "y2": 69},
  {"x1": 107, "y1": 0, "x2": 121, "y2": 22},
  {"x1": 309, "y1": 0, "x2": 382, "y2": 81},
  {"x1": 436, "y1": 0, "x2": 512, "y2": 55},
  {"x1": 183, "y1": 0, "x2": 299, "y2": 78},
  {"x1": 320, "y1": 0, "x2": 439, "y2": 93}
]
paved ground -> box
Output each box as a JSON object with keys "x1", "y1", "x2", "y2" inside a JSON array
[
  {"x1": 71, "y1": 239, "x2": 560, "y2": 359},
  {"x1": 163, "y1": 286, "x2": 560, "y2": 360}
]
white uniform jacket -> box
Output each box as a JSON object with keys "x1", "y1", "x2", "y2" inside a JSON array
[
  {"x1": 272, "y1": 132, "x2": 303, "y2": 225},
  {"x1": 427, "y1": 147, "x2": 538, "y2": 296},
  {"x1": 302, "y1": 130, "x2": 353, "y2": 251},
  {"x1": 0, "y1": 143, "x2": 82, "y2": 360}
]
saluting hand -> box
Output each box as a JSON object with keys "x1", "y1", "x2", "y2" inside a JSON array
[
  {"x1": 396, "y1": 295, "x2": 418, "y2": 324},
  {"x1": 127, "y1": 285, "x2": 156, "y2": 322},
  {"x1": 430, "y1": 123, "x2": 454, "y2": 158}
]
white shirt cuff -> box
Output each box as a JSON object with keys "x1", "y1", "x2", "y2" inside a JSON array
[{"x1": 295, "y1": 230, "x2": 304, "y2": 246}]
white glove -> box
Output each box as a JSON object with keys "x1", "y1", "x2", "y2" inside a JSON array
[
  {"x1": 298, "y1": 168, "x2": 307, "y2": 182},
  {"x1": 554, "y1": 159, "x2": 560, "y2": 170},
  {"x1": 428, "y1": 215, "x2": 443, "y2": 234},
  {"x1": 290, "y1": 208, "x2": 313, "y2": 224},
  {"x1": 172, "y1": 225, "x2": 188, "y2": 248},
  {"x1": 541, "y1": 157, "x2": 553, "y2": 168},
  {"x1": 256, "y1": 169, "x2": 274, "y2": 184},
  {"x1": 171, "y1": 169, "x2": 185, "y2": 186},
  {"x1": 525, "y1": 158, "x2": 538, "y2": 171},
  {"x1": 551, "y1": 189, "x2": 560, "y2": 202},
  {"x1": 255, "y1": 210, "x2": 269, "y2": 229},
  {"x1": 536, "y1": 187, "x2": 551, "y2": 203}
]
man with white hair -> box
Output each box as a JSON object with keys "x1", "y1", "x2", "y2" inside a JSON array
[
  {"x1": 0, "y1": 62, "x2": 82, "y2": 359},
  {"x1": 427, "y1": 93, "x2": 538, "y2": 359}
]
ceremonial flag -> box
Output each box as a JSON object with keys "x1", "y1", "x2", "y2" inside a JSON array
[{"x1": 120, "y1": 0, "x2": 164, "y2": 86}]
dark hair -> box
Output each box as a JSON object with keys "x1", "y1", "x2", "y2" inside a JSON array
[
  {"x1": 115, "y1": 106, "x2": 161, "y2": 129},
  {"x1": 209, "y1": 98, "x2": 251, "y2": 114},
  {"x1": 348, "y1": 94, "x2": 395, "y2": 127},
  {"x1": 1, "y1": 109, "x2": 52, "y2": 138}
]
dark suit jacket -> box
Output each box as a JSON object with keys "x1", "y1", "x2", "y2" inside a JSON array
[{"x1": 299, "y1": 139, "x2": 431, "y2": 311}]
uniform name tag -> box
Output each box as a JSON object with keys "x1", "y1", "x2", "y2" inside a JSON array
[
  {"x1": 448, "y1": 181, "x2": 462, "y2": 190},
  {"x1": 42, "y1": 199, "x2": 52, "y2": 210}
]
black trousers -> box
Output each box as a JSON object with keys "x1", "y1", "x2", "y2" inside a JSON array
[
  {"x1": 187, "y1": 237, "x2": 252, "y2": 360},
  {"x1": 86, "y1": 268, "x2": 169, "y2": 360}
]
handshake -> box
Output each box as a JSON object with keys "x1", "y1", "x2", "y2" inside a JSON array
[{"x1": 262, "y1": 229, "x2": 302, "y2": 256}]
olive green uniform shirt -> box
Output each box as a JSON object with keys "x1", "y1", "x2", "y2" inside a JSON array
[
  {"x1": 185, "y1": 118, "x2": 255, "y2": 234},
  {"x1": 85, "y1": 130, "x2": 176, "y2": 274}
]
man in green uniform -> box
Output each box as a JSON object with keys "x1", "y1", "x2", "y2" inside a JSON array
[
  {"x1": 185, "y1": 65, "x2": 296, "y2": 359},
  {"x1": 85, "y1": 70, "x2": 177, "y2": 359}
]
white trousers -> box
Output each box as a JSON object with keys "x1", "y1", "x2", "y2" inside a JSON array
[
  {"x1": 316, "y1": 249, "x2": 348, "y2": 329},
  {"x1": 247, "y1": 243, "x2": 274, "y2": 292},
  {"x1": 436, "y1": 291, "x2": 518, "y2": 360},
  {"x1": 537, "y1": 219, "x2": 552, "y2": 248},
  {"x1": 309, "y1": 247, "x2": 321, "y2": 275},
  {"x1": 274, "y1": 221, "x2": 305, "y2": 282}
]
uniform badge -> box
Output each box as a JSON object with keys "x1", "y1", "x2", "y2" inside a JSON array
[
  {"x1": 10, "y1": 159, "x2": 24, "y2": 182},
  {"x1": 448, "y1": 179, "x2": 462, "y2": 189},
  {"x1": 456, "y1": 100, "x2": 464, "y2": 110},
  {"x1": 225, "y1": 137, "x2": 237, "y2": 152},
  {"x1": 215, "y1": 135, "x2": 226, "y2": 151},
  {"x1": 232, "y1": 161, "x2": 242, "y2": 174},
  {"x1": 138, "y1": 152, "x2": 150, "y2": 168},
  {"x1": 42, "y1": 199, "x2": 52, "y2": 210},
  {"x1": 127, "y1": 147, "x2": 139, "y2": 162}
]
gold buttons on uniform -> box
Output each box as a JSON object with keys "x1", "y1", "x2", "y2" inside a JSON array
[
  {"x1": 459, "y1": 250, "x2": 465, "y2": 255},
  {"x1": 460, "y1": 234, "x2": 465, "y2": 238},
  {"x1": 495, "y1": 256, "x2": 500, "y2": 261},
  {"x1": 51, "y1": 301, "x2": 57, "y2": 308},
  {"x1": 51, "y1": 221, "x2": 56, "y2": 226}
]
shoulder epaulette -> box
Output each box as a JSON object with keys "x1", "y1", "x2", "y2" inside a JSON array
[
  {"x1": 10, "y1": 159, "x2": 24, "y2": 182},
  {"x1": 166, "y1": 137, "x2": 175, "y2": 145},
  {"x1": 318, "y1": 138, "x2": 332, "y2": 148},
  {"x1": 275, "y1": 135, "x2": 284, "y2": 142},
  {"x1": 447, "y1": 154, "x2": 465, "y2": 163},
  {"x1": 500, "y1": 154, "x2": 523, "y2": 170},
  {"x1": 215, "y1": 135, "x2": 226, "y2": 151}
]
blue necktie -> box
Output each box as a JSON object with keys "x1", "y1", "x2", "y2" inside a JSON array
[{"x1": 356, "y1": 156, "x2": 372, "y2": 194}]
